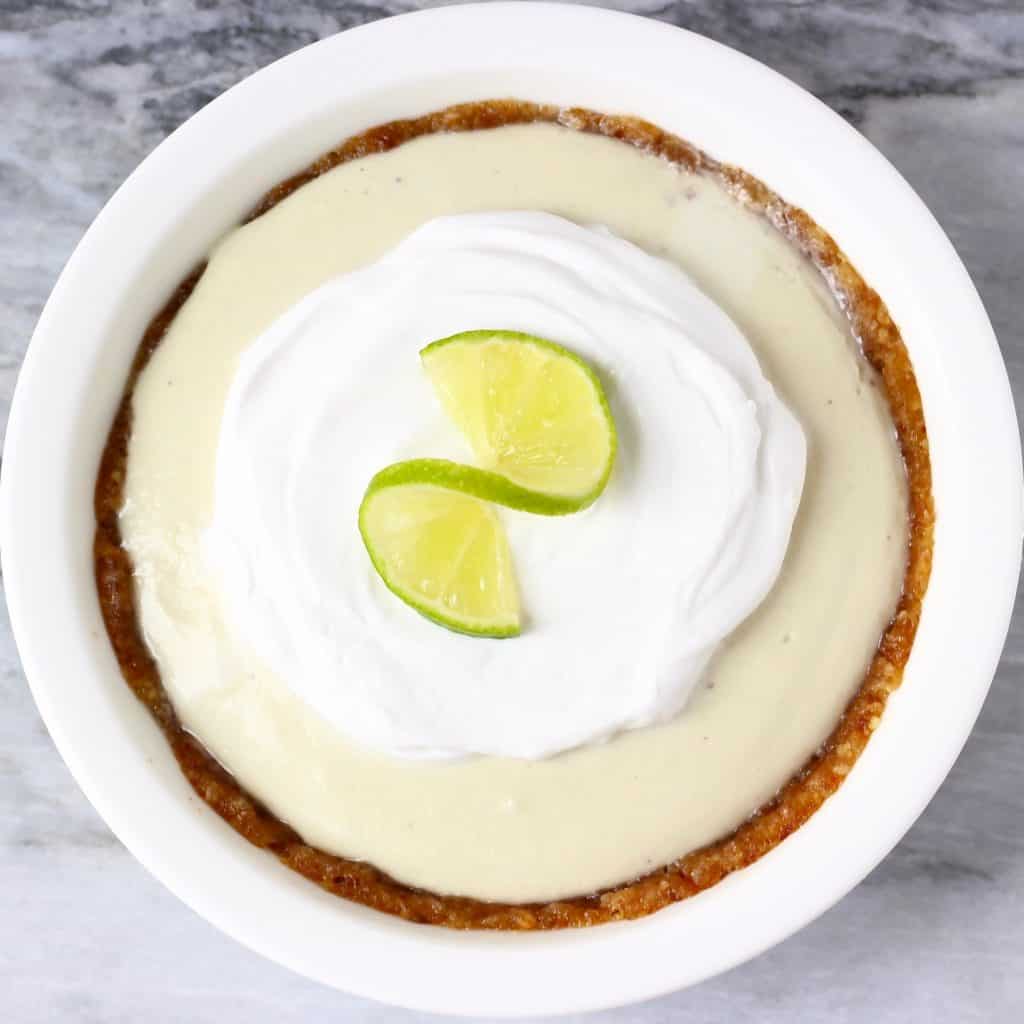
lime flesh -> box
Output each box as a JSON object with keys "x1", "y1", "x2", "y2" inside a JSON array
[
  {"x1": 358, "y1": 460, "x2": 521, "y2": 637},
  {"x1": 421, "y1": 330, "x2": 616, "y2": 514}
]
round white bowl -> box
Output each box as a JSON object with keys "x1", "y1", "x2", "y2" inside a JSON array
[{"x1": 3, "y1": 3, "x2": 1021, "y2": 1016}]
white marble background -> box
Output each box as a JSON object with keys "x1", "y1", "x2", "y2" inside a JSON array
[{"x1": 1, "y1": 1, "x2": 1022, "y2": 1020}]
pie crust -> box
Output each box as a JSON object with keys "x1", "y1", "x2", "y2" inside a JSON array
[{"x1": 94, "y1": 100, "x2": 933, "y2": 929}]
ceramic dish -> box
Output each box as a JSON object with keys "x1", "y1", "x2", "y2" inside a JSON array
[{"x1": 3, "y1": 4, "x2": 1020, "y2": 1015}]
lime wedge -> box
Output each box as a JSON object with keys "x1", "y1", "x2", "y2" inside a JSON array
[
  {"x1": 358, "y1": 459, "x2": 521, "y2": 637},
  {"x1": 421, "y1": 330, "x2": 616, "y2": 514}
]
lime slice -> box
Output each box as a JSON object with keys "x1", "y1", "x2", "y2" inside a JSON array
[
  {"x1": 421, "y1": 330, "x2": 616, "y2": 515},
  {"x1": 358, "y1": 459, "x2": 521, "y2": 637}
]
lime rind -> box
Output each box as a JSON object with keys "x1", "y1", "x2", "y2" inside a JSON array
[{"x1": 366, "y1": 457, "x2": 599, "y2": 518}]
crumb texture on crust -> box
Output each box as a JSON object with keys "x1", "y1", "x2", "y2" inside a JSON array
[{"x1": 94, "y1": 100, "x2": 933, "y2": 930}]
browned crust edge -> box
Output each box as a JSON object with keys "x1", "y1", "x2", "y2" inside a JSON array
[{"x1": 93, "y1": 100, "x2": 934, "y2": 929}]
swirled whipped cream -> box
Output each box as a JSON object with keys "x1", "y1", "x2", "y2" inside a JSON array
[{"x1": 203, "y1": 211, "x2": 806, "y2": 760}]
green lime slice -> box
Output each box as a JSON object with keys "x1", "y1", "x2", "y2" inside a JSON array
[
  {"x1": 358, "y1": 459, "x2": 521, "y2": 638},
  {"x1": 421, "y1": 330, "x2": 617, "y2": 515}
]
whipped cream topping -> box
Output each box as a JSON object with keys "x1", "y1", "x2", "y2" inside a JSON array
[{"x1": 203, "y1": 211, "x2": 806, "y2": 760}]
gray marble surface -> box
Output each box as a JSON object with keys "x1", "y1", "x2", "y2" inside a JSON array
[{"x1": 1, "y1": 1, "x2": 1022, "y2": 1020}]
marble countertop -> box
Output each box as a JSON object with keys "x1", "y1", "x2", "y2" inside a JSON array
[{"x1": 2, "y1": 1, "x2": 1022, "y2": 1020}]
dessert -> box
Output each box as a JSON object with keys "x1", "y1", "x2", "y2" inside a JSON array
[{"x1": 94, "y1": 101, "x2": 932, "y2": 927}]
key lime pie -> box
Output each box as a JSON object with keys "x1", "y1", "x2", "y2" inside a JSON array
[{"x1": 94, "y1": 101, "x2": 932, "y2": 927}]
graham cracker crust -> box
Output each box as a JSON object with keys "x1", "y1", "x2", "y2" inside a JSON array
[{"x1": 94, "y1": 100, "x2": 933, "y2": 929}]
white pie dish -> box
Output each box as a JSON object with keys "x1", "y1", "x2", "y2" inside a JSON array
[{"x1": 2, "y1": 3, "x2": 1020, "y2": 1016}]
